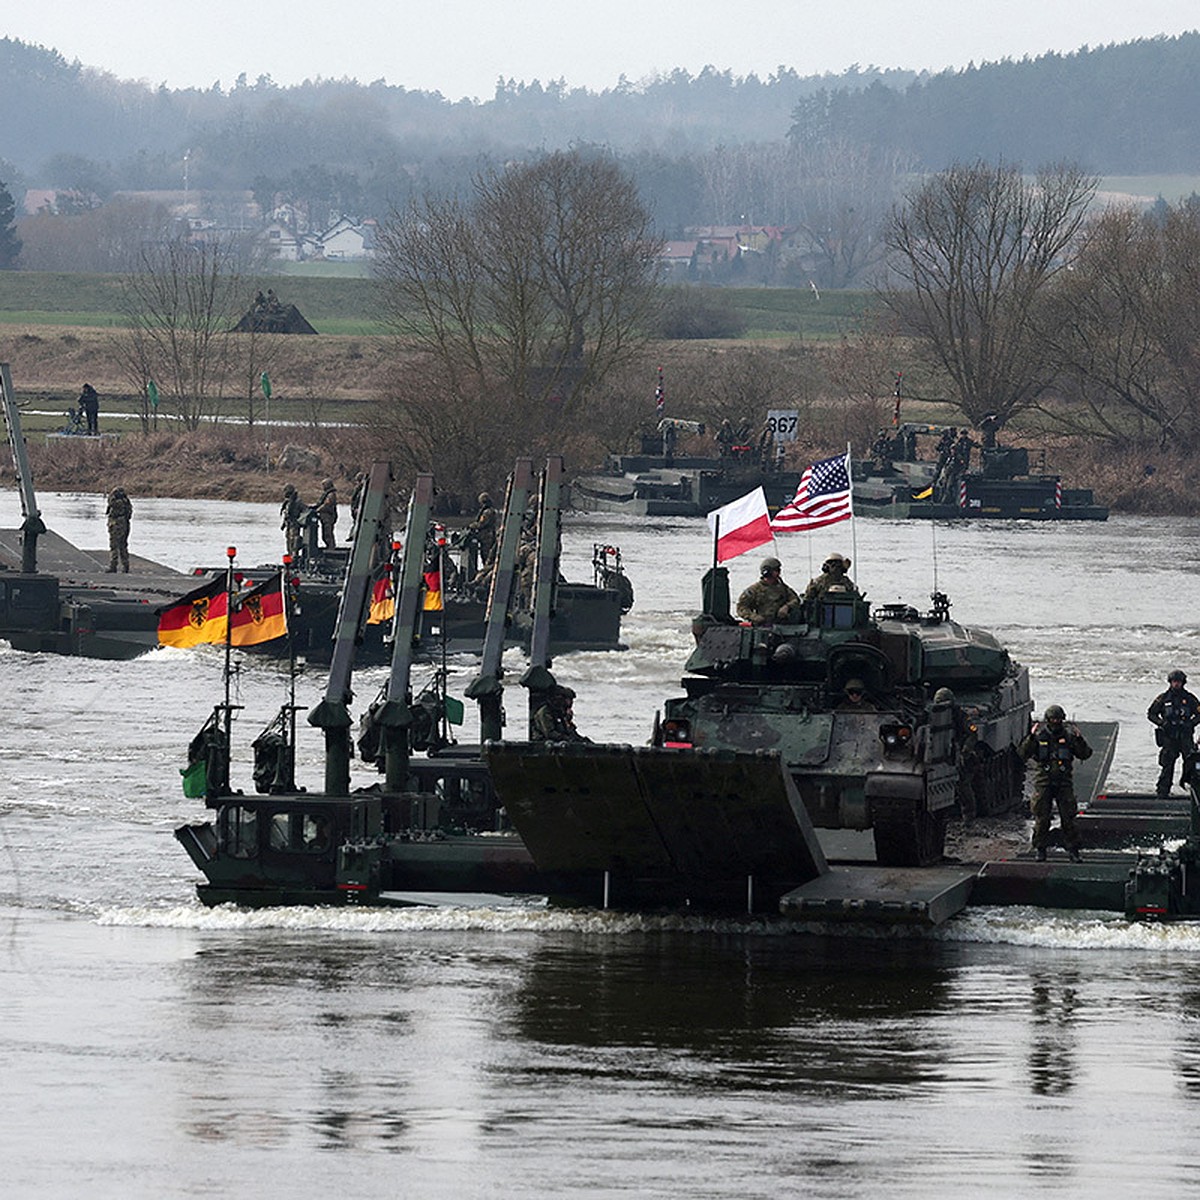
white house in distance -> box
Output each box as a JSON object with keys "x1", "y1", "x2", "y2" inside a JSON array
[
  {"x1": 315, "y1": 216, "x2": 377, "y2": 261},
  {"x1": 259, "y1": 214, "x2": 376, "y2": 262}
]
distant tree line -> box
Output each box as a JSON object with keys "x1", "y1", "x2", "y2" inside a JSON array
[{"x1": 4, "y1": 32, "x2": 1200, "y2": 263}]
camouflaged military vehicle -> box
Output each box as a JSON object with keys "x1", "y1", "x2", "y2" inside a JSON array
[{"x1": 649, "y1": 568, "x2": 1032, "y2": 866}]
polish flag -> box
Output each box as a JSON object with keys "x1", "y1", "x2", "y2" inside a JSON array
[{"x1": 706, "y1": 487, "x2": 774, "y2": 563}]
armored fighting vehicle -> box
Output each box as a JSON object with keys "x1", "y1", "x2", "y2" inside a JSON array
[{"x1": 647, "y1": 570, "x2": 1033, "y2": 865}]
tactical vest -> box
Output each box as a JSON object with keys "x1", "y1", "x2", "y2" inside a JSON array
[
  {"x1": 1159, "y1": 693, "x2": 1199, "y2": 729},
  {"x1": 1033, "y1": 728, "x2": 1075, "y2": 774}
]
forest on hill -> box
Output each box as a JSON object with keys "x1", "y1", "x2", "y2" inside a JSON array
[{"x1": 2, "y1": 32, "x2": 1199, "y2": 236}]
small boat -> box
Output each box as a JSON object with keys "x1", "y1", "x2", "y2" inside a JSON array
[
  {"x1": 569, "y1": 417, "x2": 800, "y2": 517},
  {"x1": 853, "y1": 421, "x2": 1107, "y2": 521}
]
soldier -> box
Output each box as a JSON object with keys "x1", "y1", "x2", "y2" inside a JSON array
[
  {"x1": 467, "y1": 491, "x2": 498, "y2": 564},
  {"x1": 736, "y1": 556, "x2": 800, "y2": 625},
  {"x1": 803, "y1": 553, "x2": 859, "y2": 602},
  {"x1": 280, "y1": 484, "x2": 304, "y2": 559},
  {"x1": 870, "y1": 428, "x2": 892, "y2": 473},
  {"x1": 349, "y1": 471, "x2": 367, "y2": 526},
  {"x1": 78, "y1": 383, "x2": 100, "y2": 436},
  {"x1": 1147, "y1": 669, "x2": 1200, "y2": 798},
  {"x1": 105, "y1": 486, "x2": 133, "y2": 572},
  {"x1": 315, "y1": 478, "x2": 338, "y2": 549},
  {"x1": 836, "y1": 678, "x2": 878, "y2": 712},
  {"x1": 531, "y1": 686, "x2": 589, "y2": 742},
  {"x1": 1019, "y1": 704, "x2": 1092, "y2": 862},
  {"x1": 935, "y1": 686, "x2": 979, "y2": 817},
  {"x1": 716, "y1": 418, "x2": 735, "y2": 457}
]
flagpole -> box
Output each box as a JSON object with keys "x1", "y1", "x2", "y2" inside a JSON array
[
  {"x1": 712, "y1": 515, "x2": 720, "y2": 574},
  {"x1": 847, "y1": 443, "x2": 858, "y2": 585},
  {"x1": 223, "y1": 546, "x2": 236, "y2": 748}
]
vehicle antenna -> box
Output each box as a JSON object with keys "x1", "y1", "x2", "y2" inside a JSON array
[
  {"x1": 930, "y1": 520, "x2": 939, "y2": 597},
  {"x1": 223, "y1": 546, "x2": 236, "y2": 747}
]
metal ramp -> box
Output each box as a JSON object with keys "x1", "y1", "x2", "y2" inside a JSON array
[
  {"x1": 485, "y1": 742, "x2": 829, "y2": 905},
  {"x1": 778, "y1": 865, "x2": 978, "y2": 926}
]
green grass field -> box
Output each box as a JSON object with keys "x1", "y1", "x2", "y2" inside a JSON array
[{"x1": 0, "y1": 271, "x2": 876, "y2": 340}]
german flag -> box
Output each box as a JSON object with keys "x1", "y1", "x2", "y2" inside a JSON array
[
  {"x1": 230, "y1": 574, "x2": 288, "y2": 646},
  {"x1": 157, "y1": 577, "x2": 230, "y2": 648},
  {"x1": 422, "y1": 569, "x2": 443, "y2": 612},
  {"x1": 367, "y1": 568, "x2": 395, "y2": 626}
]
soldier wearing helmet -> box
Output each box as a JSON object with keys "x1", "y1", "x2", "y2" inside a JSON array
[
  {"x1": 315, "y1": 478, "x2": 338, "y2": 549},
  {"x1": 467, "y1": 491, "x2": 498, "y2": 564},
  {"x1": 1147, "y1": 669, "x2": 1200, "y2": 798},
  {"x1": 836, "y1": 677, "x2": 877, "y2": 712},
  {"x1": 736, "y1": 556, "x2": 800, "y2": 626},
  {"x1": 1019, "y1": 703, "x2": 1092, "y2": 861},
  {"x1": 105, "y1": 485, "x2": 133, "y2": 572},
  {"x1": 803, "y1": 552, "x2": 860, "y2": 602},
  {"x1": 934, "y1": 685, "x2": 980, "y2": 818},
  {"x1": 280, "y1": 483, "x2": 304, "y2": 559},
  {"x1": 531, "y1": 685, "x2": 588, "y2": 743}
]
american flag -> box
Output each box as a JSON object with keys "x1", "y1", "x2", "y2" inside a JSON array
[
  {"x1": 770, "y1": 452, "x2": 853, "y2": 532},
  {"x1": 654, "y1": 366, "x2": 665, "y2": 419}
]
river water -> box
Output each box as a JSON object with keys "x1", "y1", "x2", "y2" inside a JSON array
[{"x1": 4, "y1": 491, "x2": 1200, "y2": 1197}]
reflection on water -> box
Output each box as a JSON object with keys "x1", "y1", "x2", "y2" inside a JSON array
[{"x1": 1028, "y1": 970, "x2": 1079, "y2": 1097}]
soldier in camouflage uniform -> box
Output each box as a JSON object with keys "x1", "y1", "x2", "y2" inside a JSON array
[
  {"x1": 1019, "y1": 704, "x2": 1092, "y2": 861},
  {"x1": 315, "y1": 478, "x2": 338, "y2": 549},
  {"x1": 736, "y1": 556, "x2": 800, "y2": 625},
  {"x1": 105, "y1": 486, "x2": 133, "y2": 572},
  {"x1": 803, "y1": 553, "x2": 859, "y2": 602},
  {"x1": 280, "y1": 484, "x2": 304, "y2": 559},
  {"x1": 531, "y1": 686, "x2": 588, "y2": 742}
]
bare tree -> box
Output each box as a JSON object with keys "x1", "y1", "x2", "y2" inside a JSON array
[
  {"x1": 374, "y1": 149, "x2": 663, "y2": 432},
  {"x1": 792, "y1": 138, "x2": 906, "y2": 289},
  {"x1": 882, "y1": 160, "x2": 1097, "y2": 425},
  {"x1": 1040, "y1": 202, "x2": 1200, "y2": 449},
  {"x1": 116, "y1": 235, "x2": 255, "y2": 430}
]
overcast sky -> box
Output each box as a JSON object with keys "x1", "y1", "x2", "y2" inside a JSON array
[{"x1": 6, "y1": 1, "x2": 1198, "y2": 101}]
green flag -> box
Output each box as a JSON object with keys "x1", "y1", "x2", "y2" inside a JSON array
[
  {"x1": 260, "y1": 371, "x2": 272, "y2": 399},
  {"x1": 444, "y1": 695, "x2": 465, "y2": 726},
  {"x1": 181, "y1": 758, "x2": 207, "y2": 798},
  {"x1": 147, "y1": 379, "x2": 159, "y2": 409}
]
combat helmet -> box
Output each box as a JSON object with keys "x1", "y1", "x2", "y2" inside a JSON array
[
  {"x1": 844, "y1": 678, "x2": 866, "y2": 694},
  {"x1": 759, "y1": 556, "x2": 782, "y2": 576},
  {"x1": 478, "y1": 492, "x2": 492, "y2": 505},
  {"x1": 321, "y1": 477, "x2": 334, "y2": 490},
  {"x1": 933, "y1": 687, "x2": 955, "y2": 704},
  {"x1": 1169, "y1": 669, "x2": 1188, "y2": 684},
  {"x1": 823, "y1": 553, "x2": 851, "y2": 571},
  {"x1": 1043, "y1": 704, "x2": 1066, "y2": 722}
]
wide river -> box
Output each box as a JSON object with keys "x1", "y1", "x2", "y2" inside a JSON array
[{"x1": 3, "y1": 489, "x2": 1200, "y2": 1197}]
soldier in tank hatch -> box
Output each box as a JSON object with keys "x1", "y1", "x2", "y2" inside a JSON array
[
  {"x1": 1020, "y1": 704, "x2": 1092, "y2": 862},
  {"x1": 803, "y1": 553, "x2": 859, "y2": 602},
  {"x1": 1147, "y1": 669, "x2": 1200, "y2": 798},
  {"x1": 736, "y1": 556, "x2": 800, "y2": 625},
  {"x1": 836, "y1": 678, "x2": 878, "y2": 712}
]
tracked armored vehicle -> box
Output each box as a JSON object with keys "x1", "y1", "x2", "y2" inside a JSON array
[{"x1": 647, "y1": 570, "x2": 1032, "y2": 865}]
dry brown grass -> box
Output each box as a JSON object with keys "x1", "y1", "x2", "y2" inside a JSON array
[{"x1": 4, "y1": 321, "x2": 1200, "y2": 512}]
